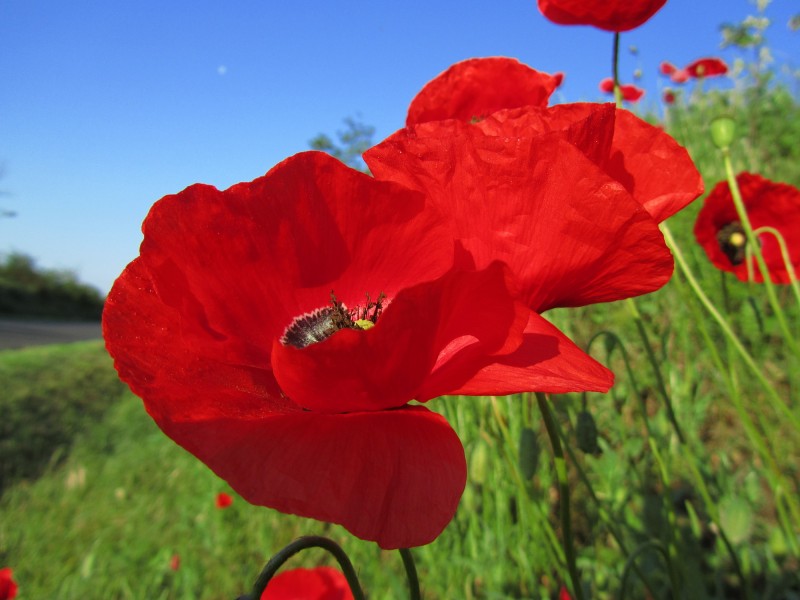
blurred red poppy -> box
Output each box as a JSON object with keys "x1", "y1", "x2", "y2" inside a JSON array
[
  {"x1": 215, "y1": 492, "x2": 233, "y2": 509},
  {"x1": 366, "y1": 103, "x2": 697, "y2": 315},
  {"x1": 686, "y1": 57, "x2": 728, "y2": 78},
  {"x1": 559, "y1": 586, "x2": 573, "y2": 600},
  {"x1": 169, "y1": 554, "x2": 181, "y2": 571},
  {"x1": 537, "y1": 0, "x2": 666, "y2": 32},
  {"x1": 262, "y1": 567, "x2": 353, "y2": 600},
  {"x1": 104, "y1": 151, "x2": 612, "y2": 549},
  {"x1": 598, "y1": 77, "x2": 644, "y2": 103},
  {"x1": 694, "y1": 173, "x2": 800, "y2": 284},
  {"x1": 0, "y1": 568, "x2": 17, "y2": 600},
  {"x1": 663, "y1": 90, "x2": 676, "y2": 104},
  {"x1": 406, "y1": 57, "x2": 562, "y2": 126}
]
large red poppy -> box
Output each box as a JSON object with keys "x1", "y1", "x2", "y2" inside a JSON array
[
  {"x1": 537, "y1": 0, "x2": 666, "y2": 32},
  {"x1": 0, "y1": 568, "x2": 17, "y2": 600},
  {"x1": 104, "y1": 151, "x2": 611, "y2": 549},
  {"x1": 365, "y1": 105, "x2": 686, "y2": 314},
  {"x1": 262, "y1": 567, "x2": 352, "y2": 600},
  {"x1": 598, "y1": 77, "x2": 645, "y2": 103},
  {"x1": 694, "y1": 173, "x2": 800, "y2": 284},
  {"x1": 406, "y1": 57, "x2": 562, "y2": 126}
]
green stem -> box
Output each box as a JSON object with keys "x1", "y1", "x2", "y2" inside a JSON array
[
  {"x1": 240, "y1": 536, "x2": 365, "y2": 600},
  {"x1": 752, "y1": 225, "x2": 800, "y2": 309},
  {"x1": 722, "y1": 149, "x2": 800, "y2": 357},
  {"x1": 612, "y1": 32, "x2": 623, "y2": 107},
  {"x1": 536, "y1": 392, "x2": 585, "y2": 600},
  {"x1": 617, "y1": 541, "x2": 677, "y2": 600},
  {"x1": 399, "y1": 548, "x2": 421, "y2": 600},
  {"x1": 625, "y1": 298, "x2": 687, "y2": 444}
]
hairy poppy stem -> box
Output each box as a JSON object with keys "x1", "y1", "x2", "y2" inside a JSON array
[
  {"x1": 612, "y1": 33, "x2": 623, "y2": 107},
  {"x1": 536, "y1": 392, "x2": 585, "y2": 600},
  {"x1": 238, "y1": 535, "x2": 366, "y2": 600},
  {"x1": 399, "y1": 548, "x2": 421, "y2": 600}
]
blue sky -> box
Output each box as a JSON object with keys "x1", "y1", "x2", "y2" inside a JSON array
[{"x1": 1, "y1": 0, "x2": 797, "y2": 294}]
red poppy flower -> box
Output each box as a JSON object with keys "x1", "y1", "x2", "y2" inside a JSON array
[
  {"x1": 598, "y1": 77, "x2": 645, "y2": 103},
  {"x1": 365, "y1": 104, "x2": 687, "y2": 314},
  {"x1": 262, "y1": 567, "x2": 353, "y2": 600},
  {"x1": 694, "y1": 173, "x2": 800, "y2": 284},
  {"x1": 169, "y1": 554, "x2": 181, "y2": 571},
  {"x1": 104, "y1": 151, "x2": 611, "y2": 549},
  {"x1": 537, "y1": 0, "x2": 667, "y2": 32},
  {"x1": 663, "y1": 90, "x2": 676, "y2": 104},
  {"x1": 215, "y1": 492, "x2": 233, "y2": 509},
  {"x1": 406, "y1": 57, "x2": 562, "y2": 126},
  {"x1": 686, "y1": 57, "x2": 728, "y2": 78},
  {"x1": 559, "y1": 586, "x2": 573, "y2": 600},
  {"x1": 659, "y1": 61, "x2": 677, "y2": 76},
  {"x1": 0, "y1": 568, "x2": 17, "y2": 600}
]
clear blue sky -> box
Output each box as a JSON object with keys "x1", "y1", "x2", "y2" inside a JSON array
[{"x1": 1, "y1": 0, "x2": 797, "y2": 294}]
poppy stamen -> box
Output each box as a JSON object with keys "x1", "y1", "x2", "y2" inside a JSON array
[
  {"x1": 716, "y1": 222, "x2": 749, "y2": 265},
  {"x1": 281, "y1": 291, "x2": 386, "y2": 349}
]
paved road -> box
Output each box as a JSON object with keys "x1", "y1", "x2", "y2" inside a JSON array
[{"x1": 0, "y1": 318, "x2": 103, "y2": 350}]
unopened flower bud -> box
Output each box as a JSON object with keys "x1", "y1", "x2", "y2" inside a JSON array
[
  {"x1": 576, "y1": 410, "x2": 601, "y2": 455},
  {"x1": 710, "y1": 116, "x2": 736, "y2": 150}
]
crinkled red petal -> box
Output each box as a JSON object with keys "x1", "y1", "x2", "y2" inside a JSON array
[
  {"x1": 271, "y1": 263, "x2": 527, "y2": 413},
  {"x1": 686, "y1": 58, "x2": 728, "y2": 78},
  {"x1": 365, "y1": 119, "x2": 674, "y2": 312},
  {"x1": 157, "y1": 406, "x2": 466, "y2": 550},
  {"x1": 537, "y1": 0, "x2": 666, "y2": 32},
  {"x1": 406, "y1": 57, "x2": 560, "y2": 126}
]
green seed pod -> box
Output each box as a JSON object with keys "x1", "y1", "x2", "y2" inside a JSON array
[
  {"x1": 710, "y1": 116, "x2": 736, "y2": 150},
  {"x1": 518, "y1": 427, "x2": 540, "y2": 479},
  {"x1": 576, "y1": 410, "x2": 601, "y2": 455},
  {"x1": 469, "y1": 441, "x2": 489, "y2": 485}
]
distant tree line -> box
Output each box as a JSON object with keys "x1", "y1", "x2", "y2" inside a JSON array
[{"x1": 0, "y1": 252, "x2": 104, "y2": 320}]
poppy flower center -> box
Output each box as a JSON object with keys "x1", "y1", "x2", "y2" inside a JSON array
[
  {"x1": 281, "y1": 292, "x2": 386, "y2": 349},
  {"x1": 716, "y1": 222, "x2": 748, "y2": 265}
]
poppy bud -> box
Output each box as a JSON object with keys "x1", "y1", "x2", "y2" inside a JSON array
[
  {"x1": 519, "y1": 427, "x2": 541, "y2": 479},
  {"x1": 710, "y1": 116, "x2": 736, "y2": 150},
  {"x1": 576, "y1": 410, "x2": 601, "y2": 455}
]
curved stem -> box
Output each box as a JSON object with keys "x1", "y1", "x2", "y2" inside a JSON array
[
  {"x1": 240, "y1": 536, "x2": 365, "y2": 600},
  {"x1": 536, "y1": 392, "x2": 585, "y2": 600},
  {"x1": 399, "y1": 548, "x2": 421, "y2": 600}
]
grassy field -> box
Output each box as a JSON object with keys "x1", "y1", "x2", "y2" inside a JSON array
[{"x1": 1, "y1": 47, "x2": 799, "y2": 600}]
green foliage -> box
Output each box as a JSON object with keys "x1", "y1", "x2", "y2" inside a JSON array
[
  {"x1": 0, "y1": 252, "x2": 105, "y2": 320},
  {"x1": 308, "y1": 116, "x2": 375, "y2": 173},
  {"x1": 0, "y1": 341, "x2": 127, "y2": 493}
]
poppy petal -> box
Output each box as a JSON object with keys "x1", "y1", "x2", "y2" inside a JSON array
[
  {"x1": 537, "y1": 0, "x2": 666, "y2": 32},
  {"x1": 406, "y1": 57, "x2": 561, "y2": 126},
  {"x1": 157, "y1": 405, "x2": 467, "y2": 550},
  {"x1": 133, "y1": 151, "x2": 453, "y2": 368},
  {"x1": 417, "y1": 309, "x2": 613, "y2": 399},
  {"x1": 365, "y1": 120, "x2": 674, "y2": 312},
  {"x1": 263, "y1": 567, "x2": 353, "y2": 600}
]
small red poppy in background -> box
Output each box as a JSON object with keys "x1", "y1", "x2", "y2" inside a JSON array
[
  {"x1": 694, "y1": 173, "x2": 800, "y2": 284},
  {"x1": 659, "y1": 61, "x2": 689, "y2": 84},
  {"x1": 598, "y1": 77, "x2": 644, "y2": 103},
  {"x1": 537, "y1": 0, "x2": 666, "y2": 32},
  {"x1": 405, "y1": 57, "x2": 562, "y2": 126},
  {"x1": 663, "y1": 90, "x2": 676, "y2": 104},
  {"x1": 169, "y1": 554, "x2": 181, "y2": 571},
  {"x1": 262, "y1": 567, "x2": 353, "y2": 600},
  {"x1": 660, "y1": 58, "x2": 727, "y2": 82},
  {"x1": 104, "y1": 151, "x2": 612, "y2": 549},
  {"x1": 686, "y1": 57, "x2": 728, "y2": 78},
  {"x1": 215, "y1": 492, "x2": 233, "y2": 509},
  {"x1": 0, "y1": 568, "x2": 18, "y2": 600},
  {"x1": 559, "y1": 586, "x2": 573, "y2": 600}
]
